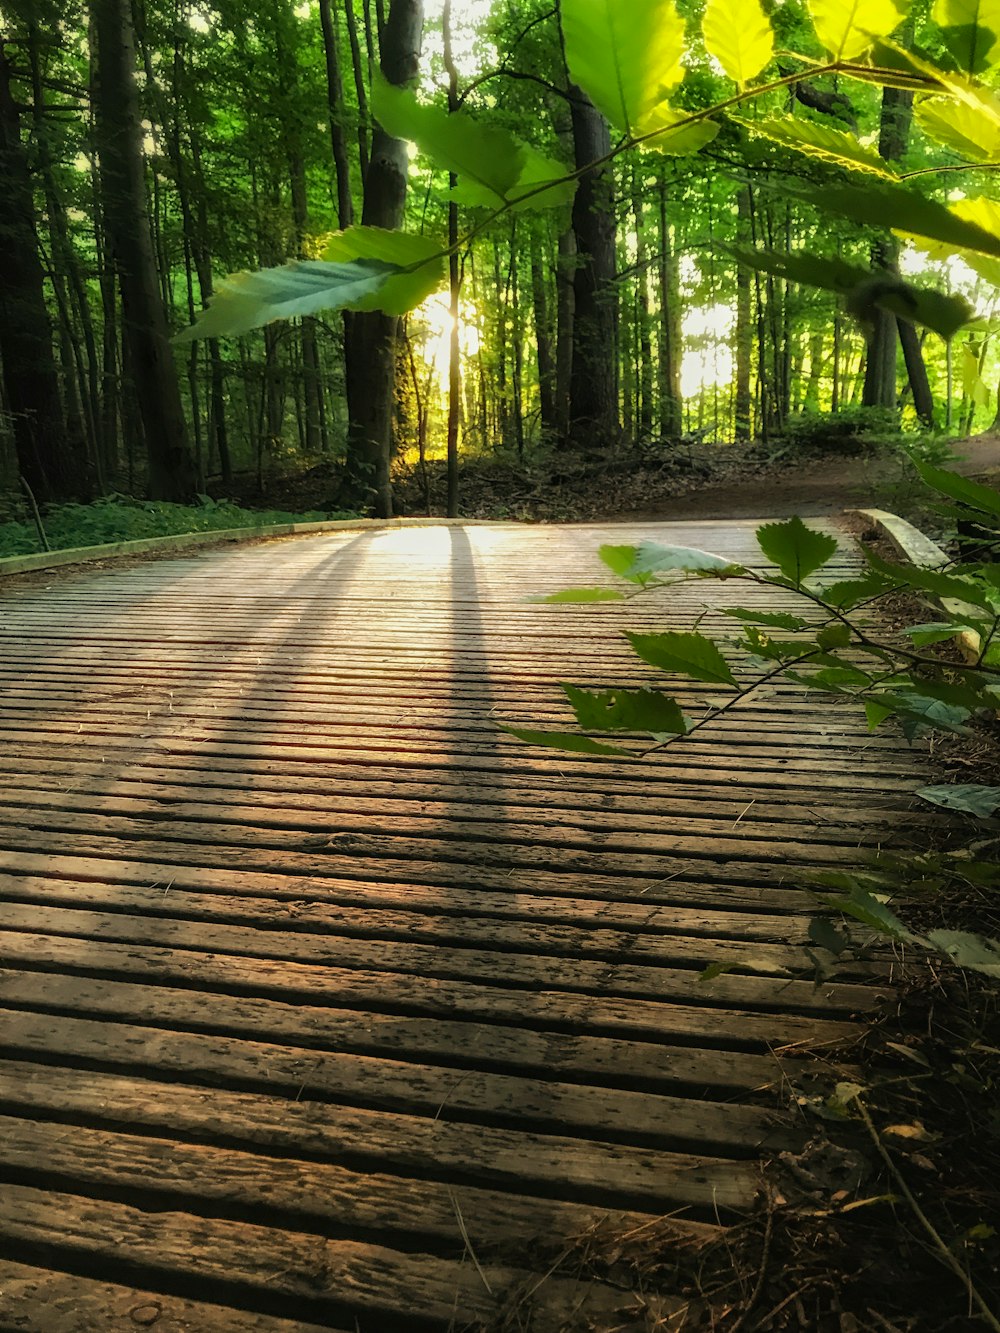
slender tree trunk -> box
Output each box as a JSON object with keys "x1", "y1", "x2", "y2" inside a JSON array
[
  {"x1": 443, "y1": 0, "x2": 460, "y2": 515},
  {"x1": 734, "y1": 188, "x2": 752, "y2": 441},
  {"x1": 342, "y1": 0, "x2": 423, "y2": 516},
  {"x1": 318, "y1": 0, "x2": 354, "y2": 228},
  {"x1": 343, "y1": 0, "x2": 370, "y2": 182},
  {"x1": 656, "y1": 169, "x2": 682, "y2": 439},
  {"x1": 631, "y1": 163, "x2": 653, "y2": 439},
  {"x1": 0, "y1": 42, "x2": 77, "y2": 500},
  {"x1": 530, "y1": 231, "x2": 557, "y2": 439},
  {"x1": 566, "y1": 86, "x2": 618, "y2": 451},
  {"x1": 91, "y1": 0, "x2": 196, "y2": 499}
]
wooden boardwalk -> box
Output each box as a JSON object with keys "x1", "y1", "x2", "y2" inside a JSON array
[{"x1": 0, "y1": 519, "x2": 929, "y2": 1330}]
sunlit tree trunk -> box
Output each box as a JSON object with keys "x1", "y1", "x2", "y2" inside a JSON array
[
  {"x1": 343, "y1": 0, "x2": 423, "y2": 516},
  {"x1": 91, "y1": 0, "x2": 197, "y2": 500},
  {"x1": 656, "y1": 169, "x2": 682, "y2": 439}
]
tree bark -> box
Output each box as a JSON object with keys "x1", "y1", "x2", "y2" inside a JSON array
[
  {"x1": 656, "y1": 168, "x2": 682, "y2": 439},
  {"x1": 0, "y1": 42, "x2": 77, "y2": 500},
  {"x1": 565, "y1": 86, "x2": 618, "y2": 451},
  {"x1": 342, "y1": 0, "x2": 423, "y2": 516},
  {"x1": 555, "y1": 228, "x2": 575, "y2": 441},
  {"x1": 530, "y1": 232, "x2": 557, "y2": 439},
  {"x1": 90, "y1": 0, "x2": 197, "y2": 500}
]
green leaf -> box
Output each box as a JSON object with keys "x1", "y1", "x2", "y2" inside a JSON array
[
  {"x1": 756, "y1": 516, "x2": 839, "y2": 585},
  {"x1": 599, "y1": 543, "x2": 649, "y2": 583},
  {"x1": 560, "y1": 0, "x2": 686, "y2": 137},
  {"x1": 916, "y1": 783, "x2": 1000, "y2": 815},
  {"x1": 702, "y1": 0, "x2": 774, "y2": 85},
  {"x1": 638, "y1": 106, "x2": 721, "y2": 155},
  {"x1": 320, "y1": 228, "x2": 446, "y2": 314},
  {"x1": 528, "y1": 588, "x2": 626, "y2": 603},
  {"x1": 932, "y1": 0, "x2": 1000, "y2": 73},
  {"x1": 807, "y1": 0, "x2": 910, "y2": 58},
  {"x1": 699, "y1": 960, "x2": 738, "y2": 982},
  {"x1": 895, "y1": 692, "x2": 972, "y2": 736},
  {"x1": 175, "y1": 258, "x2": 401, "y2": 342},
  {"x1": 904, "y1": 621, "x2": 975, "y2": 645},
  {"x1": 738, "y1": 117, "x2": 898, "y2": 178},
  {"x1": 926, "y1": 929, "x2": 1000, "y2": 976},
  {"x1": 786, "y1": 180, "x2": 1000, "y2": 260},
  {"x1": 739, "y1": 625, "x2": 810, "y2": 661},
  {"x1": 817, "y1": 623, "x2": 852, "y2": 650},
  {"x1": 914, "y1": 463, "x2": 1000, "y2": 518},
  {"x1": 809, "y1": 917, "x2": 851, "y2": 956},
  {"x1": 865, "y1": 699, "x2": 898, "y2": 729},
  {"x1": 371, "y1": 75, "x2": 574, "y2": 211},
  {"x1": 832, "y1": 887, "x2": 915, "y2": 941},
  {"x1": 562, "y1": 684, "x2": 689, "y2": 733},
  {"x1": 724, "y1": 245, "x2": 973, "y2": 339},
  {"x1": 626, "y1": 630, "x2": 738, "y2": 686},
  {"x1": 722, "y1": 608, "x2": 811, "y2": 631},
  {"x1": 502, "y1": 727, "x2": 632, "y2": 756},
  {"x1": 916, "y1": 96, "x2": 1000, "y2": 162},
  {"x1": 820, "y1": 575, "x2": 894, "y2": 608},
  {"x1": 629, "y1": 540, "x2": 738, "y2": 574},
  {"x1": 865, "y1": 551, "x2": 996, "y2": 610}
]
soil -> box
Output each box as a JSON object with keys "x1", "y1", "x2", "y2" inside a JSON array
[{"x1": 216, "y1": 432, "x2": 1000, "y2": 526}]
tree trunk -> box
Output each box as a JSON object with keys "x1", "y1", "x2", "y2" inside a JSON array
[
  {"x1": 566, "y1": 86, "x2": 618, "y2": 451},
  {"x1": 342, "y1": 0, "x2": 423, "y2": 516},
  {"x1": 631, "y1": 163, "x2": 653, "y2": 439},
  {"x1": 530, "y1": 232, "x2": 557, "y2": 439},
  {"x1": 90, "y1": 0, "x2": 196, "y2": 500},
  {"x1": 0, "y1": 42, "x2": 77, "y2": 500},
  {"x1": 656, "y1": 169, "x2": 682, "y2": 439},
  {"x1": 318, "y1": 0, "x2": 354, "y2": 228},
  {"x1": 734, "y1": 188, "x2": 752, "y2": 441}
]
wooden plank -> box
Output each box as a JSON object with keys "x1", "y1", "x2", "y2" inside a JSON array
[
  {"x1": 0, "y1": 933, "x2": 865, "y2": 1045},
  {"x1": 0, "y1": 1262, "x2": 345, "y2": 1333},
  {"x1": 0, "y1": 1116, "x2": 659, "y2": 1251},
  {"x1": 0, "y1": 965, "x2": 788, "y2": 1093},
  {"x1": 0, "y1": 1007, "x2": 781, "y2": 1151},
  {"x1": 0, "y1": 899, "x2": 883, "y2": 1003},
  {"x1": 0, "y1": 1184, "x2": 632, "y2": 1331},
  {"x1": 0, "y1": 1059, "x2": 758, "y2": 1212}
]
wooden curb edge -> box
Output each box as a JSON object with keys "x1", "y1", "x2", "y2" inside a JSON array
[{"x1": 850, "y1": 506, "x2": 980, "y2": 662}]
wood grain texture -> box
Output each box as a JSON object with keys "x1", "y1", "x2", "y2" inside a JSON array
[{"x1": 0, "y1": 518, "x2": 924, "y2": 1328}]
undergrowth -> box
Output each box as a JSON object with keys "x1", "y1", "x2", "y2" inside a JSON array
[{"x1": 0, "y1": 493, "x2": 359, "y2": 557}]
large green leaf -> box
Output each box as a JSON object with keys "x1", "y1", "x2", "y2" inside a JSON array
[
  {"x1": 320, "y1": 228, "x2": 446, "y2": 314},
  {"x1": 756, "y1": 517, "x2": 839, "y2": 585},
  {"x1": 636, "y1": 106, "x2": 721, "y2": 155},
  {"x1": 807, "y1": 0, "x2": 910, "y2": 59},
  {"x1": 722, "y1": 608, "x2": 811, "y2": 631},
  {"x1": 786, "y1": 180, "x2": 1000, "y2": 259},
  {"x1": 914, "y1": 463, "x2": 1000, "y2": 517},
  {"x1": 625, "y1": 630, "x2": 738, "y2": 686},
  {"x1": 739, "y1": 117, "x2": 897, "y2": 178},
  {"x1": 932, "y1": 0, "x2": 1000, "y2": 73},
  {"x1": 529, "y1": 588, "x2": 626, "y2": 603},
  {"x1": 563, "y1": 684, "x2": 690, "y2": 733},
  {"x1": 175, "y1": 258, "x2": 401, "y2": 341},
  {"x1": 926, "y1": 929, "x2": 1000, "y2": 976},
  {"x1": 916, "y1": 783, "x2": 1000, "y2": 815},
  {"x1": 865, "y1": 550, "x2": 997, "y2": 610},
  {"x1": 899, "y1": 196, "x2": 1000, "y2": 284},
  {"x1": 702, "y1": 0, "x2": 774, "y2": 85},
  {"x1": 629, "y1": 540, "x2": 738, "y2": 574},
  {"x1": 372, "y1": 75, "x2": 573, "y2": 211},
  {"x1": 560, "y1": 0, "x2": 686, "y2": 137},
  {"x1": 725, "y1": 246, "x2": 973, "y2": 339},
  {"x1": 832, "y1": 886, "x2": 916, "y2": 940},
  {"x1": 916, "y1": 96, "x2": 1000, "y2": 162},
  {"x1": 502, "y1": 726, "x2": 632, "y2": 756}
]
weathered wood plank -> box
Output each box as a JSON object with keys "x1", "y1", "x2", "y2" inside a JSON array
[{"x1": 0, "y1": 1059, "x2": 757, "y2": 1212}]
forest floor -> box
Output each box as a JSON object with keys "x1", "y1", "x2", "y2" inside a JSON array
[{"x1": 216, "y1": 431, "x2": 1000, "y2": 527}]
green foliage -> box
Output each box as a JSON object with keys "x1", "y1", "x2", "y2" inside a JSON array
[
  {"x1": 932, "y1": 0, "x2": 1000, "y2": 73},
  {"x1": 625, "y1": 630, "x2": 738, "y2": 686},
  {"x1": 807, "y1": 0, "x2": 911, "y2": 60},
  {"x1": 916, "y1": 462, "x2": 1000, "y2": 518},
  {"x1": 737, "y1": 118, "x2": 898, "y2": 178},
  {"x1": 501, "y1": 726, "x2": 631, "y2": 755},
  {"x1": 175, "y1": 258, "x2": 402, "y2": 342},
  {"x1": 756, "y1": 516, "x2": 840, "y2": 585},
  {"x1": 562, "y1": 684, "x2": 690, "y2": 733},
  {"x1": 372, "y1": 75, "x2": 574, "y2": 212},
  {"x1": 529, "y1": 587, "x2": 627, "y2": 602},
  {"x1": 702, "y1": 0, "x2": 774, "y2": 87},
  {"x1": 0, "y1": 496, "x2": 358, "y2": 558},
  {"x1": 320, "y1": 229, "x2": 447, "y2": 314},
  {"x1": 917, "y1": 783, "x2": 1000, "y2": 814},
  {"x1": 559, "y1": 0, "x2": 686, "y2": 137}
]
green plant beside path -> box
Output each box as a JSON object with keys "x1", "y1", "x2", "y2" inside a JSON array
[{"x1": 0, "y1": 496, "x2": 359, "y2": 559}]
